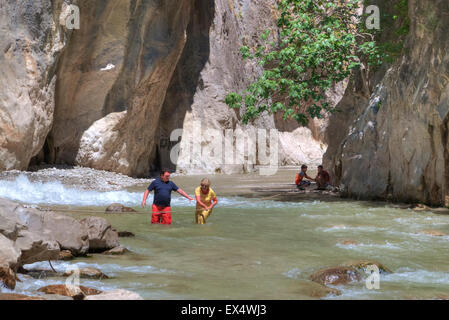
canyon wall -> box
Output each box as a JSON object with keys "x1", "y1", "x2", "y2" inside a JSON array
[
  {"x1": 0, "y1": 0, "x2": 326, "y2": 177},
  {"x1": 0, "y1": 0, "x2": 69, "y2": 171},
  {"x1": 324, "y1": 0, "x2": 449, "y2": 206}
]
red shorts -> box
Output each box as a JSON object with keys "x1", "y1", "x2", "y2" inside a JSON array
[{"x1": 152, "y1": 204, "x2": 172, "y2": 225}]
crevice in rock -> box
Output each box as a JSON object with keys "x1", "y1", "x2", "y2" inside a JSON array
[
  {"x1": 149, "y1": 0, "x2": 215, "y2": 174},
  {"x1": 441, "y1": 114, "x2": 449, "y2": 206}
]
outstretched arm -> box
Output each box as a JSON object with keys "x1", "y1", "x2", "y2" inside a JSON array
[
  {"x1": 177, "y1": 189, "x2": 194, "y2": 202},
  {"x1": 142, "y1": 190, "x2": 150, "y2": 208}
]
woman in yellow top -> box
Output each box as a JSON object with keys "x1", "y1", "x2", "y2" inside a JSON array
[{"x1": 195, "y1": 178, "x2": 218, "y2": 224}]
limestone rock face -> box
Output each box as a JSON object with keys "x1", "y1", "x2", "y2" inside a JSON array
[
  {"x1": 324, "y1": 0, "x2": 449, "y2": 205},
  {"x1": 0, "y1": 0, "x2": 69, "y2": 170},
  {"x1": 1, "y1": 0, "x2": 329, "y2": 177},
  {"x1": 158, "y1": 0, "x2": 330, "y2": 175},
  {"x1": 48, "y1": 0, "x2": 193, "y2": 177}
]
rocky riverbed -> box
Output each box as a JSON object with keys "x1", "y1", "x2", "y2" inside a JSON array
[{"x1": 0, "y1": 197, "x2": 142, "y2": 300}]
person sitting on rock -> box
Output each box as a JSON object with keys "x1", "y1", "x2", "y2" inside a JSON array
[
  {"x1": 195, "y1": 178, "x2": 218, "y2": 224},
  {"x1": 295, "y1": 165, "x2": 314, "y2": 190},
  {"x1": 314, "y1": 165, "x2": 330, "y2": 190},
  {"x1": 142, "y1": 169, "x2": 193, "y2": 225}
]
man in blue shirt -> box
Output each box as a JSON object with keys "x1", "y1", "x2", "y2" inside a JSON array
[{"x1": 142, "y1": 170, "x2": 193, "y2": 225}]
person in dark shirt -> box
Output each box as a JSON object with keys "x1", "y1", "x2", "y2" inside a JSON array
[
  {"x1": 141, "y1": 170, "x2": 193, "y2": 225},
  {"x1": 315, "y1": 165, "x2": 330, "y2": 190}
]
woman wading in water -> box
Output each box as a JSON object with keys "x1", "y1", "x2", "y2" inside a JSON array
[{"x1": 195, "y1": 178, "x2": 218, "y2": 224}]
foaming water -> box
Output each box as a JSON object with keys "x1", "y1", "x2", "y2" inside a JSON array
[
  {"x1": 0, "y1": 175, "x2": 316, "y2": 209},
  {"x1": 0, "y1": 175, "x2": 142, "y2": 206}
]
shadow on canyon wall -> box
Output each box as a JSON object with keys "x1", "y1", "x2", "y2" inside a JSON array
[{"x1": 149, "y1": 0, "x2": 215, "y2": 175}]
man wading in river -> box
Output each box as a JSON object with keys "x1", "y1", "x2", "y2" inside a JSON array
[{"x1": 142, "y1": 170, "x2": 193, "y2": 225}]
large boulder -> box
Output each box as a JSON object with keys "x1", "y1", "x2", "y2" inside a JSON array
[
  {"x1": 14, "y1": 205, "x2": 89, "y2": 256},
  {"x1": 14, "y1": 230, "x2": 60, "y2": 266},
  {"x1": 0, "y1": 198, "x2": 89, "y2": 256},
  {"x1": 84, "y1": 289, "x2": 143, "y2": 300},
  {"x1": 80, "y1": 216, "x2": 120, "y2": 253},
  {"x1": 0, "y1": 199, "x2": 62, "y2": 289},
  {"x1": 0, "y1": 234, "x2": 21, "y2": 268}
]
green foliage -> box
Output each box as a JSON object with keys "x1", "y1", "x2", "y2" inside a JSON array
[
  {"x1": 378, "y1": 0, "x2": 410, "y2": 63},
  {"x1": 225, "y1": 0, "x2": 384, "y2": 126}
]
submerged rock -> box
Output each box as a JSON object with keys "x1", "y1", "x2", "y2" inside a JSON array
[
  {"x1": 37, "y1": 284, "x2": 102, "y2": 300},
  {"x1": 103, "y1": 246, "x2": 130, "y2": 256},
  {"x1": 342, "y1": 260, "x2": 392, "y2": 274},
  {"x1": 412, "y1": 204, "x2": 432, "y2": 212},
  {"x1": 310, "y1": 266, "x2": 361, "y2": 286},
  {"x1": 23, "y1": 269, "x2": 61, "y2": 279},
  {"x1": 303, "y1": 281, "x2": 342, "y2": 299},
  {"x1": 58, "y1": 250, "x2": 74, "y2": 261},
  {"x1": 63, "y1": 268, "x2": 109, "y2": 280},
  {"x1": 105, "y1": 203, "x2": 137, "y2": 213},
  {"x1": 337, "y1": 239, "x2": 360, "y2": 246},
  {"x1": 419, "y1": 230, "x2": 447, "y2": 237},
  {"x1": 80, "y1": 217, "x2": 120, "y2": 253},
  {"x1": 84, "y1": 289, "x2": 143, "y2": 300},
  {"x1": 117, "y1": 231, "x2": 135, "y2": 238}
]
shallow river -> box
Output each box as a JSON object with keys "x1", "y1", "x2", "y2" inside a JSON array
[{"x1": 1, "y1": 169, "x2": 449, "y2": 299}]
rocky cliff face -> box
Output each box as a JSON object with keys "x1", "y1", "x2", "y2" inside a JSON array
[
  {"x1": 0, "y1": 0, "x2": 326, "y2": 177},
  {"x1": 0, "y1": 0, "x2": 69, "y2": 171},
  {"x1": 155, "y1": 0, "x2": 328, "y2": 174},
  {"x1": 324, "y1": 0, "x2": 449, "y2": 206}
]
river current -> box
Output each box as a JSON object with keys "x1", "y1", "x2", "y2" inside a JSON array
[{"x1": 1, "y1": 168, "x2": 448, "y2": 299}]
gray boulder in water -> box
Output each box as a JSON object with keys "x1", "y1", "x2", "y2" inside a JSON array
[
  {"x1": 80, "y1": 216, "x2": 120, "y2": 253},
  {"x1": 0, "y1": 199, "x2": 89, "y2": 256},
  {"x1": 105, "y1": 203, "x2": 137, "y2": 214}
]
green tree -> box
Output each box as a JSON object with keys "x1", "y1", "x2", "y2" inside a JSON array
[{"x1": 225, "y1": 0, "x2": 383, "y2": 126}]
